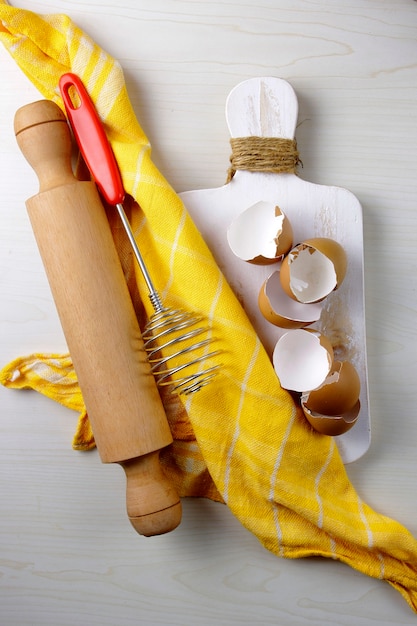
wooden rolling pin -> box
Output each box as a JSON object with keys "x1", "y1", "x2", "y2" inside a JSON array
[{"x1": 14, "y1": 99, "x2": 181, "y2": 537}]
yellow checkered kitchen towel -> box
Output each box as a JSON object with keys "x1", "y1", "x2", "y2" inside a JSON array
[{"x1": 1, "y1": 2, "x2": 417, "y2": 611}]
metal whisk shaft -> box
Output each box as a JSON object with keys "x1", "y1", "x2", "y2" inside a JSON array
[{"x1": 115, "y1": 203, "x2": 162, "y2": 311}]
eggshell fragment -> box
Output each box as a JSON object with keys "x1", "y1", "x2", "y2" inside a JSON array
[
  {"x1": 258, "y1": 270, "x2": 323, "y2": 329},
  {"x1": 301, "y1": 400, "x2": 360, "y2": 436},
  {"x1": 227, "y1": 201, "x2": 293, "y2": 264},
  {"x1": 302, "y1": 360, "x2": 361, "y2": 416},
  {"x1": 280, "y1": 237, "x2": 347, "y2": 303},
  {"x1": 272, "y1": 329, "x2": 334, "y2": 392}
]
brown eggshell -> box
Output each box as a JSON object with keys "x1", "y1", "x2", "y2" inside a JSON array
[
  {"x1": 258, "y1": 271, "x2": 323, "y2": 329},
  {"x1": 301, "y1": 400, "x2": 361, "y2": 436},
  {"x1": 227, "y1": 201, "x2": 293, "y2": 264},
  {"x1": 280, "y1": 237, "x2": 347, "y2": 303},
  {"x1": 302, "y1": 360, "x2": 361, "y2": 416},
  {"x1": 304, "y1": 237, "x2": 347, "y2": 285}
]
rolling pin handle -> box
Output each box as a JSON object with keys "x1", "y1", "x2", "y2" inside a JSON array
[{"x1": 122, "y1": 452, "x2": 182, "y2": 536}]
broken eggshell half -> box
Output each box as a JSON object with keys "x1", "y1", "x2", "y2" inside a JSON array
[
  {"x1": 301, "y1": 400, "x2": 361, "y2": 436},
  {"x1": 300, "y1": 360, "x2": 361, "y2": 436},
  {"x1": 272, "y1": 328, "x2": 334, "y2": 393},
  {"x1": 227, "y1": 201, "x2": 293, "y2": 264},
  {"x1": 302, "y1": 360, "x2": 361, "y2": 417},
  {"x1": 258, "y1": 270, "x2": 323, "y2": 329},
  {"x1": 280, "y1": 237, "x2": 347, "y2": 303}
]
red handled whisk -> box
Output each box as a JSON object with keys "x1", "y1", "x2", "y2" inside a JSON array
[{"x1": 59, "y1": 73, "x2": 220, "y2": 395}]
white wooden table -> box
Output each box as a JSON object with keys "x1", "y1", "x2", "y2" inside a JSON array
[{"x1": 1, "y1": 2, "x2": 416, "y2": 624}]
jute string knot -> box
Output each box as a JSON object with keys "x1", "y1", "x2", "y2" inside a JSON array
[{"x1": 226, "y1": 136, "x2": 301, "y2": 183}]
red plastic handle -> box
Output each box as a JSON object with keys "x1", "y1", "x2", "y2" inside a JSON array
[{"x1": 59, "y1": 73, "x2": 125, "y2": 206}]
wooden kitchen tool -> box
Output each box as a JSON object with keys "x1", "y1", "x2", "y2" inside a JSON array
[
  {"x1": 180, "y1": 77, "x2": 370, "y2": 463},
  {"x1": 14, "y1": 100, "x2": 181, "y2": 536}
]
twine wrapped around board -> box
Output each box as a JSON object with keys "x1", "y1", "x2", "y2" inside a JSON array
[{"x1": 226, "y1": 136, "x2": 301, "y2": 182}]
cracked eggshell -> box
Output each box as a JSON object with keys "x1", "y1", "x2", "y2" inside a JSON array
[
  {"x1": 301, "y1": 360, "x2": 361, "y2": 417},
  {"x1": 272, "y1": 329, "x2": 334, "y2": 392},
  {"x1": 280, "y1": 237, "x2": 347, "y2": 303},
  {"x1": 227, "y1": 201, "x2": 293, "y2": 264},
  {"x1": 258, "y1": 270, "x2": 323, "y2": 329},
  {"x1": 301, "y1": 400, "x2": 361, "y2": 436}
]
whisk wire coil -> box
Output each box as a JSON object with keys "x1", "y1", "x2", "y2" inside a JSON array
[{"x1": 142, "y1": 305, "x2": 221, "y2": 395}]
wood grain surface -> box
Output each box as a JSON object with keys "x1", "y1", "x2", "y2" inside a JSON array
[{"x1": 1, "y1": 1, "x2": 416, "y2": 624}]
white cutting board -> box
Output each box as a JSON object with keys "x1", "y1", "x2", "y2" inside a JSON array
[{"x1": 180, "y1": 77, "x2": 370, "y2": 464}]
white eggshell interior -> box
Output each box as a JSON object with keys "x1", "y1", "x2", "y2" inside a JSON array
[
  {"x1": 227, "y1": 200, "x2": 286, "y2": 261},
  {"x1": 288, "y1": 246, "x2": 337, "y2": 303},
  {"x1": 273, "y1": 329, "x2": 333, "y2": 392},
  {"x1": 265, "y1": 271, "x2": 322, "y2": 324}
]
